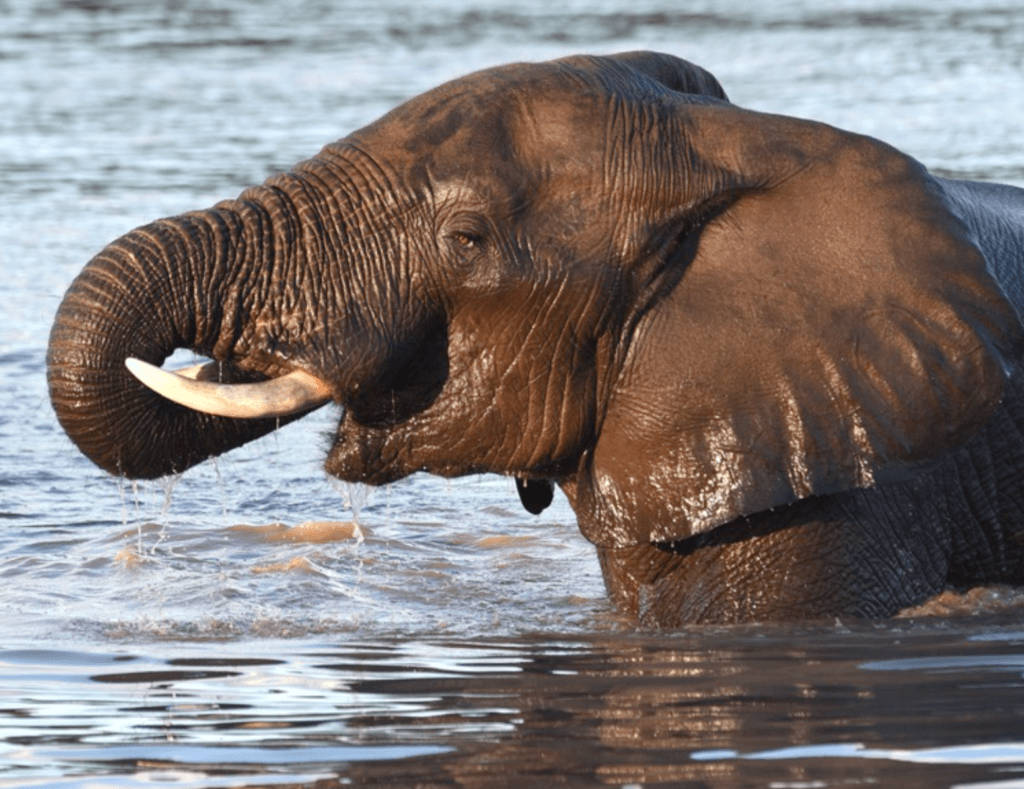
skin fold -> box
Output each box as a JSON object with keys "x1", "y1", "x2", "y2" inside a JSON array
[{"x1": 47, "y1": 51, "x2": 1024, "y2": 625}]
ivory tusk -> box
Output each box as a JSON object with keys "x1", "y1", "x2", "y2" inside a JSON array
[
  {"x1": 171, "y1": 360, "x2": 220, "y2": 381},
  {"x1": 125, "y1": 357, "x2": 332, "y2": 419}
]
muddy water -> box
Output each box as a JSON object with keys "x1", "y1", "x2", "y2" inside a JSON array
[{"x1": 3, "y1": 0, "x2": 1024, "y2": 786}]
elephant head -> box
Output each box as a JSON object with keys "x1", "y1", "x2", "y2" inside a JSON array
[
  {"x1": 48, "y1": 52, "x2": 733, "y2": 484},
  {"x1": 49, "y1": 52, "x2": 1024, "y2": 620}
]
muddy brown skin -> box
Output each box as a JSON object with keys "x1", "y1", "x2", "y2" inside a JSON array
[{"x1": 48, "y1": 52, "x2": 1024, "y2": 625}]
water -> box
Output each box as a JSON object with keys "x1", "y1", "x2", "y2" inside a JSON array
[{"x1": 2, "y1": 0, "x2": 1024, "y2": 785}]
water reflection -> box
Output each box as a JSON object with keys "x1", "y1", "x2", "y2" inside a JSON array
[
  {"x1": 3, "y1": 622, "x2": 1023, "y2": 787},
  {"x1": 304, "y1": 627, "x2": 1024, "y2": 787}
]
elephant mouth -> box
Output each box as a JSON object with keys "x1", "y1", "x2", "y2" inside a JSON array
[{"x1": 125, "y1": 357, "x2": 333, "y2": 419}]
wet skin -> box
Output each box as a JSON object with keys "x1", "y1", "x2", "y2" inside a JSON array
[{"x1": 48, "y1": 52, "x2": 1024, "y2": 624}]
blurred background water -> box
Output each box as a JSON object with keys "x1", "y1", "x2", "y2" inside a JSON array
[{"x1": 2, "y1": 0, "x2": 1024, "y2": 786}]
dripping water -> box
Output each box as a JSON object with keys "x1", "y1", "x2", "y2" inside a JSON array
[
  {"x1": 114, "y1": 476, "x2": 146, "y2": 555},
  {"x1": 329, "y1": 476, "x2": 372, "y2": 523},
  {"x1": 151, "y1": 473, "x2": 180, "y2": 553},
  {"x1": 211, "y1": 456, "x2": 228, "y2": 520}
]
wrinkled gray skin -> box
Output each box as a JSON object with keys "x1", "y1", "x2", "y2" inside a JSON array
[{"x1": 48, "y1": 52, "x2": 1024, "y2": 625}]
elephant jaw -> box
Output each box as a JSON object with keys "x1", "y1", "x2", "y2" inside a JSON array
[{"x1": 125, "y1": 357, "x2": 332, "y2": 419}]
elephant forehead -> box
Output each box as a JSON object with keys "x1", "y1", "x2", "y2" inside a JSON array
[
  {"x1": 400, "y1": 93, "x2": 512, "y2": 153},
  {"x1": 353, "y1": 98, "x2": 518, "y2": 189},
  {"x1": 358, "y1": 64, "x2": 608, "y2": 162}
]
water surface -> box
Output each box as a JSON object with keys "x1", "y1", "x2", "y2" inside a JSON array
[{"x1": 2, "y1": 0, "x2": 1024, "y2": 786}]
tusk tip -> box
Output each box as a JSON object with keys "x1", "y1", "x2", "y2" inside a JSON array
[{"x1": 125, "y1": 356, "x2": 160, "y2": 382}]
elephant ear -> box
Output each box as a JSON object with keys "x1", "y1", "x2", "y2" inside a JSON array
[{"x1": 582, "y1": 103, "x2": 1024, "y2": 547}]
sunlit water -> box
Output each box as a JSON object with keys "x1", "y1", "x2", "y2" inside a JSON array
[{"x1": 2, "y1": 0, "x2": 1024, "y2": 786}]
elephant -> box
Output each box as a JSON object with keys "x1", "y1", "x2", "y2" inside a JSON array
[{"x1": 48, "y1": 51, "x2": 1024, "y2": 625}]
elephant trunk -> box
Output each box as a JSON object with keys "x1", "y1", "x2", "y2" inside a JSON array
[{"x1": 47, "y1": 207, "x2": 299, "y2": 479}]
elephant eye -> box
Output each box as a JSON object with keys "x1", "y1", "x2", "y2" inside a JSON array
[{"x1": 450, "y1": 230, "x2": 483, "y2": 250}]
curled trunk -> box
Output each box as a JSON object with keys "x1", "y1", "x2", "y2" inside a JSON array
[{"x1": 47, "y1": 209, "x2": 305, "y2": 479}]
